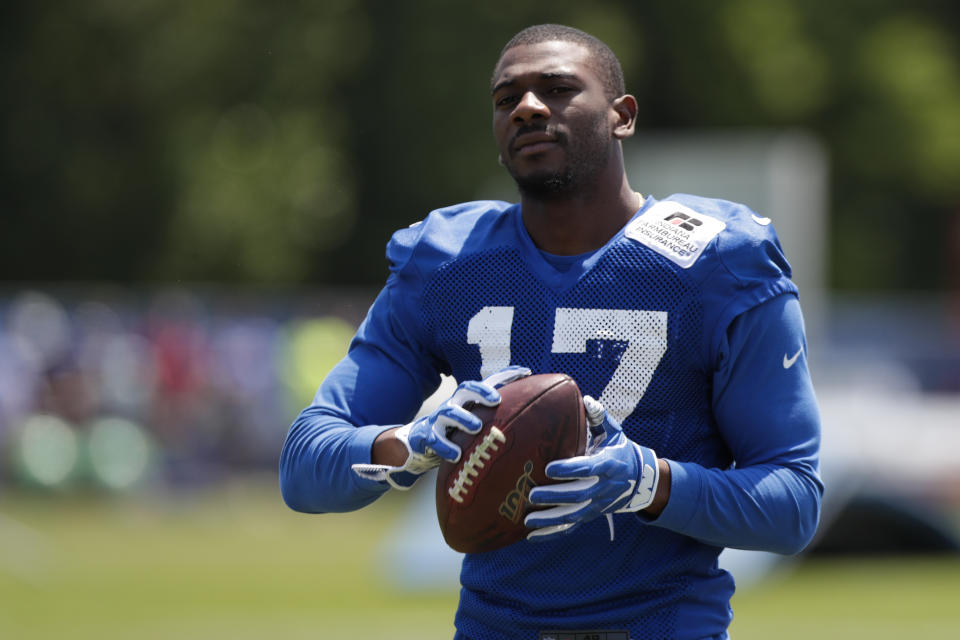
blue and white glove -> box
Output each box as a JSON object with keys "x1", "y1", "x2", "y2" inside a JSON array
[
  {"x1": 351, "y1": 366, "x2": 531, "y2": 490},
  {"x1": 524, "y1": 396, "x2": 660, "y2": 540}
]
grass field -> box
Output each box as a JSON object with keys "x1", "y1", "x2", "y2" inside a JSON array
[{"x1": 2, "y1": 479, "x2": 959, "y2": 639}]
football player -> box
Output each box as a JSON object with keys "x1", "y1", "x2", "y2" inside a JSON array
[{"x1": 280, "y1": 23, "x2": 823, "y2": 640}]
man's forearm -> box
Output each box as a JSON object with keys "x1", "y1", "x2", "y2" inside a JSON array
[{"x1": 279, "y1": 405, "x2": 396, "y2": 513}]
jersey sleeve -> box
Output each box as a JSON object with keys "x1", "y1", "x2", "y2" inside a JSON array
[
  {"x1": 648, "y1": 293, "x2": 823, "y2": 554},
  {"x1": 664, "y1": 194, "x2": 799, "y2": 369},
  {"x1": 279, "y1": 224, "x2": 444, "y2": 514}
]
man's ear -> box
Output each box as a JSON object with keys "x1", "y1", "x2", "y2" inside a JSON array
[{"x1": 611, "y1": 94, "x2": 638, "y2": 140}]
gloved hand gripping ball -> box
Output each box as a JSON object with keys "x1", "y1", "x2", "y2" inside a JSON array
[
  {"x1": 351, "y1": 366, "x2": 531, "y2": 490},
  {"x1": 435, "y1": 373, "x2": 588, "y2": 553},
  {"x1": 524, "y1": 395, "x2": 661, "y2": 541}
]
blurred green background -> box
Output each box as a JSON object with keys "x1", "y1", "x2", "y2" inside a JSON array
[
  {"x1": 2, "y1": 0, "x2": 959, "y2": 289},
  {"x1": 2, "y1": 482, "x2": 960, "y2": 639},
  {"x1": 2, "y1": 1, "x2": 960, "y2": 638}
]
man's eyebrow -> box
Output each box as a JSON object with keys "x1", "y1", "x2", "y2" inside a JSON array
[{"x1": 491, "y1": 72, "x2": 580, "y2": 96}]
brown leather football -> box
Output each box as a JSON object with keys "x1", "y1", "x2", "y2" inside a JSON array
[{"x1": 435, "y1": 373, "x2": 587, "y2": 554}]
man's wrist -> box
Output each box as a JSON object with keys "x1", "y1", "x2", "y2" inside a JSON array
[{"x1": 371, "y1": 427, "x2": 408, "y2": 466}]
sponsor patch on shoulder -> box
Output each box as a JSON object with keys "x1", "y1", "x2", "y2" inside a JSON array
[{"x1": 625, "y1": 201, "x2": 726, "y2": 269}]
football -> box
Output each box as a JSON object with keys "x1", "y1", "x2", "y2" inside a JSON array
[{"x1": 435, "y1": 372, "x2": 587, "y2": 554}]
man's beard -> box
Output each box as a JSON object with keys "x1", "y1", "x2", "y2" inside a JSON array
[
  {"x1": 505, "y1": 116, "x2": 611, "y2": 200},
  {"x1": 511, "y1": 166, "x2": 577, "y2": 199}
]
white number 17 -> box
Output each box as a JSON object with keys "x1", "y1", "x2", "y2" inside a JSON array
[{"x1": 467, "y1": 306, "x2": 668, "y2": 423}]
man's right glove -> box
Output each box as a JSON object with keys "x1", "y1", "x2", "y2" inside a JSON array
[{"x1": 351, "y1": 366, "x2": 531, "y2": 490}]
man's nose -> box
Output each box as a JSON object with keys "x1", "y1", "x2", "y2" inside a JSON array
[{"x1": 512, "y1": 91, "x2": 549, "y2": 123}]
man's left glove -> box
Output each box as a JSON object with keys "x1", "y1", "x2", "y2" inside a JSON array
[
  {"x1": 351, "y1": 366, "x2": 531, "y2": 490},
  {"x1": 524, "y1": 395, "x2": 660, "y2": 540}
]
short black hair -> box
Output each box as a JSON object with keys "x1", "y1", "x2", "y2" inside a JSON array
[{"x1": 495, "y1": 24, "x2": 626, "y2": 100}]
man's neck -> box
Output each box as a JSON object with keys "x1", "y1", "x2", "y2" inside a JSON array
[{"x1": 520, "y1": 176, "x2": 640, "y2": 256}]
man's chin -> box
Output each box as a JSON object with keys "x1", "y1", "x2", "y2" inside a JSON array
[{"x1": 511, "y1": 169, "x2": 575, "y2": 199}]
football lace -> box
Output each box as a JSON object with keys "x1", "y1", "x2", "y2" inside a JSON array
[{"x1": 448, "y1": 426, "x2": 506, "y2": 503}]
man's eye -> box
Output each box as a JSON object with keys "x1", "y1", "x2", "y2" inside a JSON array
[
  {"x1": 549, "y1": 86, "x2": 574, "y2": 94},
  {"x1": 495, "y1": 95, "x2": 518, "y2": 107}
]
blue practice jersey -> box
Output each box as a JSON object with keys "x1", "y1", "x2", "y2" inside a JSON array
[{"x1": 280, "y1": 195, "x2": 823, "y2": 640}]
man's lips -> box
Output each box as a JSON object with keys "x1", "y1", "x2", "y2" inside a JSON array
[{"x1": 511, "y1": 131, "x2": 559, "y2": 156}]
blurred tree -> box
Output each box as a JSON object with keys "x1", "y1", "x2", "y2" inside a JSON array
[
  {"x1": 1, "y1": 0, "x2": 958, "y2": 291},
  {"x1": 1, "y1": 0, "x2": 369, "y2": 284},
  {"x1": 1, "y1": 1, "x2": 176, "y2": 282}
]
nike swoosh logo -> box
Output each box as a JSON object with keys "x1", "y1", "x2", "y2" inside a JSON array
[
  {"x1": 751, "y1": 214, "x2": 772, "y2": 226},
  {"x1": 638, "y1": 464, "x2": 656, "y2": 496},
  {"x1": 783, "y1": 348, "x2": 803, "y2": 369}
]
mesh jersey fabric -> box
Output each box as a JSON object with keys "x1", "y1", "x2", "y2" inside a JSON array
[{"x1": 375, "y1": 195, "x2": 798, "y2": 639}]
